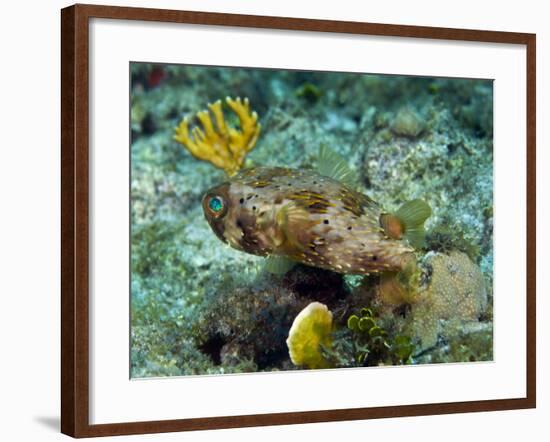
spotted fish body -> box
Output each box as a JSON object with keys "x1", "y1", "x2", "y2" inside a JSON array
[{"x1": 202, "y1": 167, "x2": 428, "y2": 275}]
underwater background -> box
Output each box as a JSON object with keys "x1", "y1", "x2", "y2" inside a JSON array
[{"x1": 130, "y1": 63, "x2": 493, "y2": 377}]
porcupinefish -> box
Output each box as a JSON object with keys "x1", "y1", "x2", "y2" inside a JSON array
[{"x1": 201, "y1": 148, "x2": 430, "y2": 276}]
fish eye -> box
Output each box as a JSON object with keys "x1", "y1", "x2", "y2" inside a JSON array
[{"x1": 206, "y1": 195, "x2": 227, "y2": 218}]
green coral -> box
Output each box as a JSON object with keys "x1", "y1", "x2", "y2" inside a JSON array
[{"x1": 330, "y1": 308, "x2": 415, "y2": 366}]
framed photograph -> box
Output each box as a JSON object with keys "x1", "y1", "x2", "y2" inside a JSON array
[{"x1": 61, "y1": 3, "x2": 536, "y2": 438}]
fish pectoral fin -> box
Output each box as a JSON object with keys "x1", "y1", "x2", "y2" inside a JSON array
[
  {"x1": 276, "y1": 202, "x2": 311, "y2": 249},
  {"x1": 264, "y1": 255, "x2": 297, "y2": 275},
  {"x1": 263, "y1": 202, "x2": 310, "y2": 275},
  {"x1": 317, "y1": 144, "x2": 358, "y2": 188},
  {"x1": 392, "y1": 199, "x2": 432, "y2": 248}
]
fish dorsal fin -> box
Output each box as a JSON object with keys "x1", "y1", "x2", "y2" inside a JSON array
[
  {"x1": 317, "y1": 144, "x2": 358, "y2": 188},
  {"x1": 393, "y1": 199, "x2": 432, "y2": 248},
  {"x1": 264, "y1": 255, "x2": 296, "y2": 275}
]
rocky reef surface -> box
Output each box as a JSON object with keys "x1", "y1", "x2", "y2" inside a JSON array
[{"x1": 130, "y1": 63, "x2": 493, "y2": 377}]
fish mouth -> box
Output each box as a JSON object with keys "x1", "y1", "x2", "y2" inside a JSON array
[{"x1": 202, "y1": 204, "x2": 228, "y2": 244}]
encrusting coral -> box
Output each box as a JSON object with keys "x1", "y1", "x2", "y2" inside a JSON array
[
  {"x1": 422, "y1": 251, "x2": 487, "y2": 322},
  {"x1": 174, "y1": 97, "x2": 261, "y2": 176},
  {"x1": 407, "y1": 251, "x2": 488, "y2": 350}
]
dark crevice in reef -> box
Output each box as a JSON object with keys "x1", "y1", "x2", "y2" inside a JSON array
[
  {"x1": 199, "y1": 334, "x2": 225, "y2": 366},
  {"x1": 282, "y1": 265, "x2": 349, "y2": 308}
]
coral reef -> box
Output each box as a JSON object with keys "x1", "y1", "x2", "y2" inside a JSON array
[
  {"x1": 130, "y1": 62, "x2": 494, "y2": 376},
  {"x1": 194, "y1": 274, "x2": 309, "y2": 370},
  {"x1": 345, "y1": 250, "x2": 491, "y2": 364}
]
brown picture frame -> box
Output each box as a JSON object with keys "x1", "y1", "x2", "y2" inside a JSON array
[{"x1": 61, "y1": 3, "x2": 536, "y2": 438}]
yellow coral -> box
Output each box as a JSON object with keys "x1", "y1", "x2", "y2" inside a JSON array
[
  {"x1": 286, "y1": 302, "x2": 333, "y2": 369},
  {"x1": 174, "y1": 97, "x2": 261, "y2": 176}
]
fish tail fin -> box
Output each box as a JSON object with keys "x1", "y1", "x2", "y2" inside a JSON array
[{"x1": 393, "y1": 199, "x2": 431, "y2": 248}]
